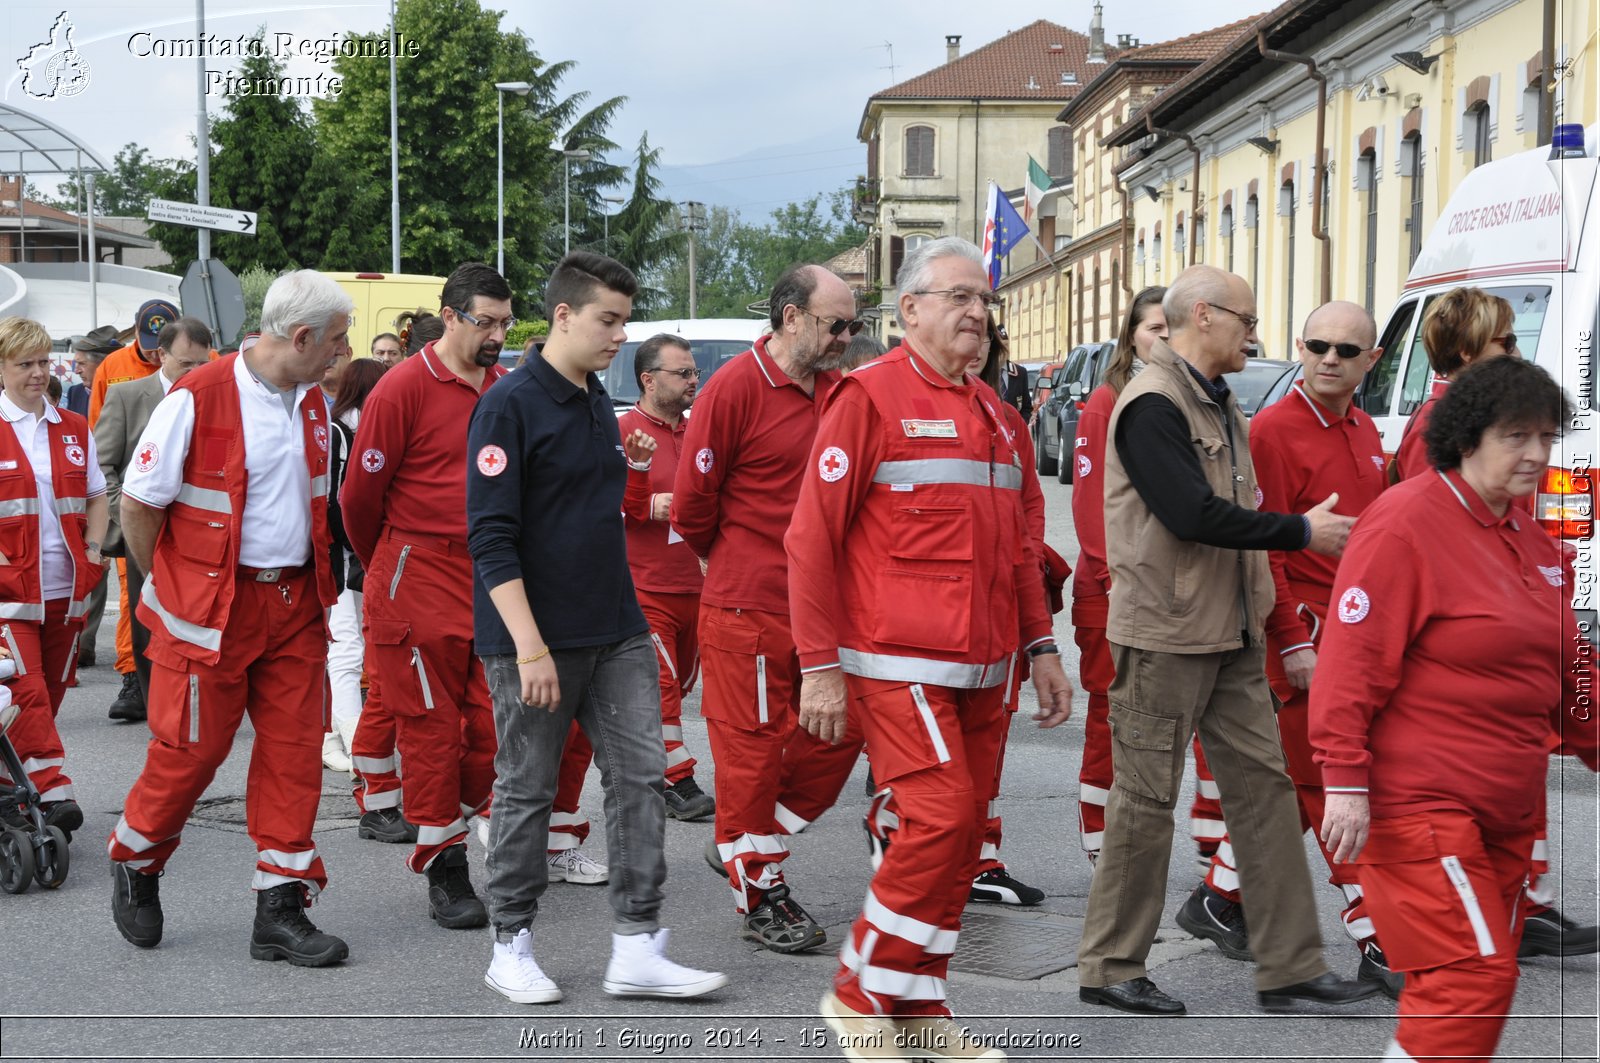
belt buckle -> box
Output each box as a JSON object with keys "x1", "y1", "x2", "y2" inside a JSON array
[{"x1": 255, "y1": 568, "x2": 282, "y2": 583}]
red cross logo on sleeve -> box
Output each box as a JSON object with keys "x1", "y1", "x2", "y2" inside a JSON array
[
  {"x1": 818, "y1": 446, "x2": 849, "y2": 482},
  {"x1": 476, "y1": 444, "x2": 508, "y2": 477},
  {"x1": 134, "y1": 442, "x2": 159, "y2": 473}
]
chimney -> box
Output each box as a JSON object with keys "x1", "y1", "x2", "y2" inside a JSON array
[
  {"x1": 946, "y1": 34, "x2": 961, "y2": 63},
  {"x1": 0, "y1": 176, "x2": 20, "y2": 203},
  {"x1": 1088, "y1": 2, "x2": 1107, "y2": 64}
]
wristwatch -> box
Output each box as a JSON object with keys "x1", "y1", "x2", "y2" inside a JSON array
[{"x1": 1027, "y1": 642, "x2": 1060, "y2": 658}]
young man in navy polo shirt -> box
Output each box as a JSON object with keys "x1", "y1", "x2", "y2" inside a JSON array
[{"x1": 466, "y1": 251, "x2": 727, "y2": 1004}]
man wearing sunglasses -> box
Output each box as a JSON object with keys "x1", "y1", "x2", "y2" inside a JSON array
[
  {"x1": 672, "y1": 264, "x2": 865, "y2": 955},
  {"x1": 341, "y1": 262, "x2": 511, "y2": 930},
  {"x1": 1179, "y1": 302, "x2": 1402, "y2": 996}
]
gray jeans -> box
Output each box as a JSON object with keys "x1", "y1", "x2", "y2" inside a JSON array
[{"x1": 482, "y1": 634, "x2": 667, "y2": 938}]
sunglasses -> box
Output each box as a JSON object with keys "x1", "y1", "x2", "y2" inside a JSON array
[
  {"x1": 652, "y1": 367, "x2": 701, "y2": 380},
  {"x1": 1491, "y1": 333, "x2": 1518, "y2": 352},
  {"x1": 801, "y1": 309, "x2": 866, "y2": 338},
  {"x1": 1303, "y1": 338, "x2": 1377, "y2": 360}
]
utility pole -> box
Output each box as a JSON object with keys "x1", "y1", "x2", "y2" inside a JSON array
[{"x1": 681, "y1": 201, "x2": 705, "y2": 319}]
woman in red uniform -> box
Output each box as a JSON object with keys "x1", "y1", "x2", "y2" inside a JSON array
[
  {"x1": 1069, "y1": 288, "x2": 1226, "y2": 868},
  {"x1": 1391, "y1": 287, "x2": 1516, "y2": 482},
  {"x1": 1313, "y1": 356, "x2": 1599, "y2": 1062},
  {"x1": 0, "y1": 316, "x2": 108, "y2": 841}
]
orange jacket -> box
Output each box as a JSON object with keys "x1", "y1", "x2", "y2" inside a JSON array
[{"x1": 88, "y1": 343, "x2": 159, "y2": 427}]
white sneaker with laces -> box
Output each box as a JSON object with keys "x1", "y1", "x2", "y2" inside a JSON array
[
  {"x1": 602, "y1": 929, "x2": 728, "y2": 999},
  {"x1": 484, "y1": 927, "x2": 562, "y2": 1004},
  {"x1": 547, "y1": 847, "x2": 608, "y2": 884}
]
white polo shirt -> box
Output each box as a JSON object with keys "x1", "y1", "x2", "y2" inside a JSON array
[
  {"x1": 0, "y1": 393, "x2": 107, "y2": 600},
  {"x1": 124, "y1": 355, "x2": 318, "y2": 568}
]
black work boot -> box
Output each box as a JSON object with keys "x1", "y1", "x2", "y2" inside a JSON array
[
  {"x1": 357, "y1": 808, "x2": 418, "y2": 844},
  {"x1": 250, "y1": 882, "x2": 349, "y2": 966},
  {"x1": 425, "y1": 843, "x2": 488, "y2": 929},
  {"x1": 107, "y1": 672, "x2": 146, "y2": 722},
  {"x1": 111, "y1": 863, "x2": 163, "y2": 948}
]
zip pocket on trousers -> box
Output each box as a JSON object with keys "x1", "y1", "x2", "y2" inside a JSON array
[
  {"x1": 61, "y1": 631, "x2": 80, "y2": 684},
  {"x1": 389, "y1": 544, "x2": 412, "y2": 600},
  {"x1": 755, "y1": 654, "x2": 768, "y2": 724},
  {"x1": 188, "y1": 674, "x2": 201, "y2": 744},
  {"x1": 411, "y1": 647, "x2": 436, "y2": 710},
  {"x1": 1, "y1": 624, "x2": 25, "y2": 675}
]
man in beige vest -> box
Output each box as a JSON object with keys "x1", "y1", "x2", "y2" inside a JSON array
[{"x1": 1077, "y1": 265, "x2": 1373, "y2": 1016}]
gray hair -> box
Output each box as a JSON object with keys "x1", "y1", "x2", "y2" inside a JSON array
[
  {"x1": 894, "y1": 237, "x2": 985, "y2": 328},
  {"x1": 258, "y1": 269, "x2": 355, "y2": 341},
  {"x1": 1162, "y1": 265, "x2": 1237, "y2": 332}
]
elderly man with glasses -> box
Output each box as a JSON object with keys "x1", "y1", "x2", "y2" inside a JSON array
[{"x1": 671, "y1": 264, "x2": 867, "y2": 955}]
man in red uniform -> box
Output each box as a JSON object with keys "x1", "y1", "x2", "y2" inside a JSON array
[
  {"x1": 618, "y1": 334, "x2": 715, "y2": 822},
  {"x1": 788, "y1": 236, "x2": 1073, "y2": 1051},
  {"x1": 108, "y1": 270, "x2": 349, "y2": 965},
  {"x1": 1178, "y1": 302, "x2": 1401, "y2": 995},
  {"x1": 340, "y1": 262, "x2": 507, "y2": 930},
  {"x1": 672, "y1": 264, "x2": 864, "y2": 953}
]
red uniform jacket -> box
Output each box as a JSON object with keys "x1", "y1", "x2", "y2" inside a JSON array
[
  {"x1": 1392, "y1": 378, "x2": 1449, "y2": 483},
  {"x1": 1070, "y1": 383, "x2": 1116, "y2": 628},
  {"x1": 619, "y1": 405, "x2": 703, "y2": 595},
  {"x1": 1310, "y1": 469, "x2": 1600, "y2": 834},
  {"x1": 671, "y1": 337, "x2": 840, "y2": 614},
  {"x1": 138, "y1": 355, "x2": 336, "y2": 666},
  {"x1": 0, "y1": 411, "x2": 100, "y2": 622},
  {"x1": 786, "y1": 345, "x2": 1053, "y2": 686}
]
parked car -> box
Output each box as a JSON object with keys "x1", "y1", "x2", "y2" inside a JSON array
[
  {"x1": 1036, "y1": 341, "x2": 1114, "y2": 481},
  {"x1": 599, "y1": 318, "x2": 770, "y2": 412},
  {"x1": 1227, "y1": 357, "x2": 1298, "y2": 417},
  {"x1": 1031, "y1": 360, "x2": 1065, "y2": 417}
]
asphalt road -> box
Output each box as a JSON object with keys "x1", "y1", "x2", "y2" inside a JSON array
[{"x1": 2, "y1": 477, "x2": 1596, "y2": 1062}]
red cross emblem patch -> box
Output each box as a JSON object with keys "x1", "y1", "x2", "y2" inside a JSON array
[
  {"x1": 361, "y1": 448, "x2": 385, "y2": 473},
  {"x1": 134, "y1": 442, "x2": 159, "y2": 473},
  {"x1": 64, "y1": 444, "x2": 85, "y2": 468},
  {"x1": 476, "y1": 445, "x2": 508, "y2": 477},
  {"x1": 818, "y1": 446, "x2": 849, "y2": 482},
  {"x1": 1337, "y1": 587, "x2": 1370, "y2": 624}
]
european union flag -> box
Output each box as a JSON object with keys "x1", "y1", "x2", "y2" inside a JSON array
[{"x1": 982, "y1": 182, "x2": 1030, "y2": 287}]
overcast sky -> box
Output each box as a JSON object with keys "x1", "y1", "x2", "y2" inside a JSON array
[{"x1": 5, "y1": 0, "x2": 1265, "y2": 209}]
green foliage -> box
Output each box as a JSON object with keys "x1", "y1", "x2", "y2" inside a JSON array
[
  {"x1": 45, "y1": 143, "x2": 184, "y2": 218},
  {"x1": 239, "y1": 264, "x2": 276, "y2": 333},
  {"x1": 505, "y1": 319, "x2": 548, "y2": 349}
]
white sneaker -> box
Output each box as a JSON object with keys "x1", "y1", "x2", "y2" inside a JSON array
[
  {"x1": 547, "y1": 847, "x2": 608, "y2": 884},
  {"x1": 321, "y1": 732, "x2": 352, "y2": 774},
  {"x1": 602, "y1": 929, "x2": 728, "y2": 999},
  {"x1": 484, "y1": 927, "x2": 562, "y2": 1004},
  {"x1": 471, "y1": 814, "x2": 490, "y2": 849}
]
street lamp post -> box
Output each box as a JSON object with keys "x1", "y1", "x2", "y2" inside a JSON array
[
  {"x1": 680, "y1": 201, "x2": 706, "y2": 319},
  {"x1": 559, "y1": 147, "x2": 593, "y2": 256},
  {"x1": 602, "y1": 195, "x2": 626, "y2": 254},
  {"x1": 494, "y1": 81, "x2": 532, "y2": 277}
]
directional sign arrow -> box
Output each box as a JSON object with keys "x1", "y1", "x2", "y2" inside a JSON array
[{"x1": 147, "y1": 198, "x2": 258, "y2": 236}]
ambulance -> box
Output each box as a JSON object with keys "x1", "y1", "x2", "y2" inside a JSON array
[
  {"x1": 1358, "y1": 124, "x2": 1598, "y2": 629},
  {"x1": 322, "y1": 271, "x2": 447, "y2": 358}
]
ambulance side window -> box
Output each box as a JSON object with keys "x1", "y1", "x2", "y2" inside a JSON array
[
  {"x1": 1398, "y1": 296, "x2": 1439, "y2": 416},
  {"x1": 1359, "y1": 299, "x2": 1417, "y2": 416}
]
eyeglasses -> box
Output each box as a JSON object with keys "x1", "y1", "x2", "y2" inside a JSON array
[
  {"x1": 651, "y1": 367, "x2": 701, "y2": 380},
  {"x1": 1209, "y1": 303, "x2": 1260, "y2": 333},
  {"x1": 452, "y1": 307, "x2": 517, "y2": 333},
  {"x1": 1303, "y1": 338, "x2": 1378, "y2": 360},
  {"x1": 1491, "y1": 333, "x2": 1519, "y2": 352},
  {"x1": 912, "y1": 288, "x2": 1004, "y2": 311},
  {"x1": 800, "y1": 309, "x2": 866, "y2": 338}
]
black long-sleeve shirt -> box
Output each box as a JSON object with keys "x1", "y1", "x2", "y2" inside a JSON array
[{"x1": 1113, "y1": 383, "x2": 1310, "y2": 553}]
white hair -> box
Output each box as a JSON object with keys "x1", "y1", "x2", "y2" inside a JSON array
[
  {"x1": 894, "y1": 237, "x2": 985, "y2": 328},
  {"x1": 258, "y1": 269, "x2": 355, "y2": 341}
]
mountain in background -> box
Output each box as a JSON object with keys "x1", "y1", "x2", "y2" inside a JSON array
[{"x1": 651, "y1": 130, "x2": 865, "y2": 221}]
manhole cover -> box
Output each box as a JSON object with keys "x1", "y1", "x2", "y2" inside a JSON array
[
  {"x1": 950, "y1": 909, "x2": 1080, "y2": 979},
  {"x1": 188, "y1": 790, "x2": 362, "y2": 833}
]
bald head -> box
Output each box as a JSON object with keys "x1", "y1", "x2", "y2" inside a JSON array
[
  {"x1": 1161, "y1": 265, "x2": 1257, "y2": 378},
  {"x1": 1303, "y1": 301, "x2": 1377, "y2": 349},
  {"x1": 1163, "y1": 265, "x2": 1245, "y2": 334}
]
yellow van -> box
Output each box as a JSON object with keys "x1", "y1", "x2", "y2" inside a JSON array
[{"x1": 323, "y1": 271, "x2": 446, "y2": 357}]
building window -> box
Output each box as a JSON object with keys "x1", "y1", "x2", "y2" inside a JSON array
[
  {"x1": 1282, "y1": 181, "x2": 1296, "y2": 356},
  {"x1": 1468, "y1": 103, "x2": 1492, "y2": 168},
  {"x1": 1110, "y1": 259, "x2": 1120, "y2": 331},
  {"x1": 904, "y1": 234, "x2": 932, "y2": 253},
  {"x1": 1245, "y1": 195, "x2": 1260, "y2": 291},
  {"x1": 904, "y1": 126, "x2": 935, "y2": 177},
  {"x1": 1221, "y1": 206, "x2": 1235, "y2": 273},
  {"x1": 1174, "y1": 221, "x2": 1186, "y2": 264},
  {"x1": 1406, "y1": 137, "x2": 1424, "y2": 266},
  {"x1": 1360, "y1": 150, "x2": 1379, "y2": 314},
  {"x1": 1076, "y1": 271, "x2": 1085, "y2": 345},
  {"x1": 1093, "y1": 262, "x2": 1102, "y2": 338},
  {"x1": 1152, "y1": 234, "x2": 1163, "y2": 275},
  {"x1": 1047, "y1": 126, "x2": 1073, "y2": 181}
]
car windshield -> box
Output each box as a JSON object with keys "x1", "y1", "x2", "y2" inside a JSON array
[
  {"x1": 601, "y1": 340, "x2": 755, "y2": 408},
  {"x1": 1228, "y1": 360, "x2": 1294, "y2": 416}
]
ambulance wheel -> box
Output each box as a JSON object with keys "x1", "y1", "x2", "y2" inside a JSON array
[
  {"x1": 34, "y1": 825, "x2": 68, "y2": 889},
  {"x1": 0, "y1": 828, "x2": 35, "y2": 893}
]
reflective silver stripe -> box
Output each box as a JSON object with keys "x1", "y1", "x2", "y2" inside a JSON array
[
  {"x1": 661, "y1": 724, "x2": 684, "y2": 742},
  {"x1": 54, "y1": 496, "x2": 86, "y2": 516},
  {"x1": 755, "y1": 654, "x2": 768, "y2": 724},
  {"x1": 389, "y1": 544, "x2": 411, "y2": 600},
  {"x1": 412, "y1": 647, "x2": 435, "y2": 710},
  {"x1": 839, "y1": 648, "x2": 1010, "y2": 689},
  {"x1": 416, "y1": 819, "x2": 467, "y2": 846},
  {"x1": 0, "y1": 497, "x2": 41, "y2": 517},
  {"x1": 60, "y1": 631, "x2": 80, "y2": 684},
  {"x1": 1, "y1": 624, "x2": 25, "y2": 673},
  {"x1": 140, "y1": 579, "x2": 224, "y2": 654},
  {"x1": 188, "y1": 675, "x2": 201, "y2": 743},
  {"x1": 309, "y1": 474, "x2": 329, "y2": 498},
  {"x1": 0, "y1": 603, "x2": 45, "y2": 622},
  {"x1": 651, "y1": 633, "x2": 677, "y2": 680},
  {"x1": 1441, "y1": 855, "x2": 1497, "y2": 956},
  {"x1": 65, "y1": 594, "x2": 89, "y2": 619},
  {"x1": 352, "y1": 755, "x2": 396, "y2": 775},
  {"x1": 909, "y1": 684, "x2": 952, "y2": 764},
  {"x1": 872, "y1": 458, "x2": 1023, "y2": 490},
  {"x1": 174, "y1": 483, "x2": 232, "y2": 513}
]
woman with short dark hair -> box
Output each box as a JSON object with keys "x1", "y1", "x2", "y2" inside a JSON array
[{"x1": 1312, "y1": 356, "x2": 1600, "y2": 1062}]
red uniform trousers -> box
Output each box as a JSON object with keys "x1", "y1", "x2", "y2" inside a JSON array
[
  {"x1": 107, "y1": 572, "x2": 330, "y2": 893},
  {"x1": 549, "y1": 721, "x2": 594, "y2": 850},
  {"x1": 701, "y1": 604, "x2": 861, "y2": 912},
  {"x1": 362, "y1": 533, "x2": 495, "y2": 872},
  {"x1": 835, "y1": 676, "x2": 1007, "y2": 1018},
  {"x1": 1205, "y1": 686, "x2": 1374, "y2": 946},
  {"x1": 637, "y1": 589, "x2": 700, "y2": 785},
  {"x1": 1075, "y1": 623, "x2": 1223, "y2": 861},
  {"x1": 1358, "y1": 810, "x2": 1531, "y2": 1063},
  {"x1": 349, "y1": 671, "x2": 400, "y2": 813},
  {"x1": 0, "y1": 599, "x2": 83, "y2": 802},
  {"x1": 971, "y1": 656, "x2": 1024, "y2": 876}
]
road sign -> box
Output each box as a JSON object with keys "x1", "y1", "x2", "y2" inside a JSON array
[
  {"x1": 179, "y1": 258, "x2": 246, "y2": 348},
  {"x1": 147, "y1": 198, "x2": 257, "y2": 235}
]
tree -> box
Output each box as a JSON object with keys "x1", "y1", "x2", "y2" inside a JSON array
[
  {"x1": 603, "y1": 134, "x2": 685, "y2": 315},
  {"x1": 44, "y1": 143, "x2": 183, "y2": 217}
]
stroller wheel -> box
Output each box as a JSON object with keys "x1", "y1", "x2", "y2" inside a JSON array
[
  {"x1": 34, "y1": 825, "x2": 68, "y2": 889},
  {"x1": 0, "y1": 828, "x2": 35, "y2": 894}
]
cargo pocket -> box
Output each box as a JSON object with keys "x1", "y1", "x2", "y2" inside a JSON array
[
  {"x1": 1107, "y1": 702, "x2": 1179, "y2": 804},
  {"x1": 853, "y1": 682, "x2": 952, "y2": 786},
  {"x1": 148, "y1": 665, "x2": 203, "y2": 749},
  {"x1": 871, "y1": 502, "x2": 974, "y2": 654},
  {"x1": 366, "y1": 616, "x2": 430, "y2": 717},
  {"x1": 697, "y1": 609, "x2": 764, "y2": 727}
]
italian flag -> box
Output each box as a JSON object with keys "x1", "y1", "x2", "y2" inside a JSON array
[{"x1": 1024, "y1": 156, "x2": 1051, "y2": 223}]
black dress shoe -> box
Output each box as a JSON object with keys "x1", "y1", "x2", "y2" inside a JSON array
[
  {"x1": 1519, "y1": 906, "x2": 1600, "y2": 958},
  {"x1": 1079, "y1": 977, "x2": 1187, "y2": 1015},
  {"x1": 1357, "y1": 942, "x2": 1405, "y2": 1000},
  {"x1": 1258, "y1": 971, "x2": 1382, "y2": 1009}
]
